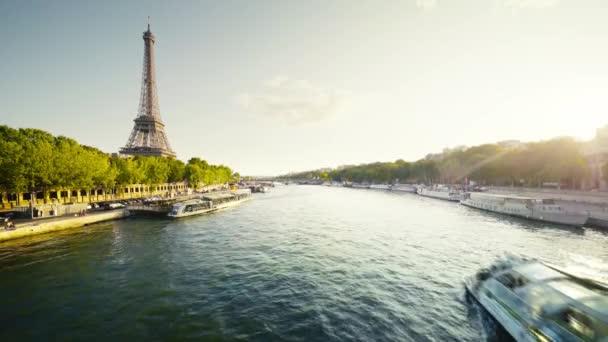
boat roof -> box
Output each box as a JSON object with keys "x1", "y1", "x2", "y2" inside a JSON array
[
  {"x1": 173, "y1": 199, "x2": 205, "y2": 206},
  {"x1": 517, "y1": 263, "x2": 567, "y2": 281},
  {"x1": 202, "y1": 190, "x2": 249, "y2": 201},
  {"x1": 471, "y1": 192, "x2": 551, "y2": 201},
  {"x1": 508, "y1": 262, "x2": 608, "y2": 319},
  {"x1": 203, "y1": 192, "x2": 237, "y2": 200}
]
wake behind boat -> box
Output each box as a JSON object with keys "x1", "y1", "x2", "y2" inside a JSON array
[
  {"x1": 465, "y1": 257, "x2": 608, "y2": 342},
  {"x1": 168, "y1": 189, "x2": 252, "y2": 218}
]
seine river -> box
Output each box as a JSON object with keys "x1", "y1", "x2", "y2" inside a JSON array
[{"x1": 1, "y1": 185, "x2": 607, "y2": 341}]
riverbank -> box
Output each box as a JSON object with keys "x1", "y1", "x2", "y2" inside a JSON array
[{"x1": 0, "y1": 210, "x2": 130, "y2": 242}]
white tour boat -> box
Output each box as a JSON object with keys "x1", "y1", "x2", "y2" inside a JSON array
[
  {"x1": 168, "y1": 189, "x2": 252, "y2": 218},
  {"x1": 461, "y1": 192, "x2": 589, "y2": 227},
  {"x1": 390, "y1": 184, "x2": 417, "y2": 193},
  {"x1": 466, "y1": 257, "x2": 608, "y2": 342},
  {"x1": 417, "y1": 185, "x2": 463, "y2": 201},
  {"x1": 369, "y1": 184, "x2": 391, "y2": 190}
]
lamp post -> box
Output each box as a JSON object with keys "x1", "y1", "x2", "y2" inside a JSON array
[{"x1": 29, "y1": 192, "x2": 34, "y2": 219}]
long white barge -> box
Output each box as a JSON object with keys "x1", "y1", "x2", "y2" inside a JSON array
[
  {"x1": 168, "y1": 189, "x2": 252, "y2": 219},
  {"x1": 390, "y1": 184, "x2": 417, "y2": 193},
  {"x1": 417, "y1": 186, "x2": 463, "y2": 201},
  {"x1": 369, "y1": 184, "x2": 390, "y2": 190},
  {"x1": 352, "y1": 183, "x2": 371, "y2": 189},
  {"x1": 461, "y1": 192, "x2": 588, "y2": 227}
]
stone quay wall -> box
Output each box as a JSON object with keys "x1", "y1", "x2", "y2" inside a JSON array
[{"x1": 0, "y1": 210, "x2": 130, "y2": 243}]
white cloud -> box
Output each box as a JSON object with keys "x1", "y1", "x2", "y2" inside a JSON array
[
  {"x1": 499, "y1": 0, "x2": 559, "y2": 9},
  {"x1": 238, "y1": 77, "x2": 346, "y2": 124},
  {"x1": 416, "y1": 0, "x2": 437, "y2": 10}
]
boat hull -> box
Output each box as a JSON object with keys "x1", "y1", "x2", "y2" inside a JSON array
[
  {"x1": 352, "y1": 184, "x2": 370, "y2": 189},
  {"x1": 418, "y1": 189, "x2": 462, "y2": 201},
  {"x1": 168, "y1": 197, "x2": 252, "y2": 219},
  {"x1": 369, "y1": 184, "x2": 390, "y2": 190},
  {"x1": 167, "y1": 207, "x2": 217, "y2": 218},
  {"x1": 214, "y1": 196, "x2": 253, "y2": 211},
  {"x1": 390, "y1": 185, "x2": 417, "y2": 193},
  {"x1": 460, "y1": 199, "x2": 588, "y2": 227},
  {"x1": 465, "y1": 279, "x2": 536, "y2": 342}
]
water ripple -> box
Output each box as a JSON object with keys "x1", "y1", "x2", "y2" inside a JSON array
[{"x1": 0, "y1": 186, "x2": 605, "y2": 341}]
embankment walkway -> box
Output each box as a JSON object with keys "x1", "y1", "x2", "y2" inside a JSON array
[{"x1": 0, "y1": 210, "x2": 130, "y2": 242}]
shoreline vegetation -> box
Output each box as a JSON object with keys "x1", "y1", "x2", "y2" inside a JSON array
[
  {"x1": 0, "y1": 125, "x2": 239, "y2": 208},
  {"x1": 279, "y1": 137, "x2": 594, "y2": 189}
]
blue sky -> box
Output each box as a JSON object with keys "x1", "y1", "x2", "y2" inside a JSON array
[{"x1": 2, "y1": 0, "x2": 608, "y2": 175}]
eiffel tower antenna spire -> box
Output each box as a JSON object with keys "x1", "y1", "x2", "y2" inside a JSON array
[{"x1": 120, "y1": 22, "x2": 176, "y2": 158}]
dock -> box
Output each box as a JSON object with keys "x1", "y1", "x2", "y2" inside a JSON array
[
  {"x1": 127, "y1": 190, "x2": 252, "y2": 217},
  {"x1": 126, "y1": 194, "x2": 204, "y2": 216}
]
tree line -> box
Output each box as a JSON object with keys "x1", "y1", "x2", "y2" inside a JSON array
[
  {"x1": 281, "y1": 137, "x2": 590, "y2": 189},
  {"x1": 0, "y1": 125, "x2": 237, "y2": 194}
]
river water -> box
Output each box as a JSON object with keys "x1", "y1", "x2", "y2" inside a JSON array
[{"x1": 1, "y1": 185, "x2": 606, "y2": 341}]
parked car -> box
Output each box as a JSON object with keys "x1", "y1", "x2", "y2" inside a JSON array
[{"x1": 104, "y1": 202, "x2": 125, "y2": 210}]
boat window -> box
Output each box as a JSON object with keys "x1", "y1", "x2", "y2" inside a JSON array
[
  {"x1": 542, "y1": 199, "x2": 556, "y2": 205},
  {"x1": 497, "y1": 272, "x2": 529, "y2": 289},
  {"x1": 555, "y1": 308, "x2": 597, "y2": 340}
]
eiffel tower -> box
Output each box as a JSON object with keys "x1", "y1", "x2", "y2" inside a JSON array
[{"x1": 120, "y1": 20, "x2": 176, "y2": 158}]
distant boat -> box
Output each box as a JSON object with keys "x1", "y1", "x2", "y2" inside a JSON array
[
  {"x1": 417, "y1": 185, "x2": 463, "y2": 201},
  {"x1": 460, "y1": 192, "x2": 588, "y2": 227},
  {"x1": 390, "y1": 184, "x2": 417, "y2": 193},
  {"x1": 352, "y1": 183, "x2": 371, "y2": 189},
  {"x1": 369, "y1": 184, "x2": 390, "y2": 190}
]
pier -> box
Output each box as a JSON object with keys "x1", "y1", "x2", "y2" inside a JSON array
[
  {"x1": 126, "y1": 194, "x2": 204, "y2": 216},
  {"x1": 128, "y1": 190, "x2": 254, "y2": 217}
]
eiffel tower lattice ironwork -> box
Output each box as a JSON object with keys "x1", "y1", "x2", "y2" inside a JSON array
[{"x1": 120, "y1": 20, "x2": 176, "y2": 158}]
